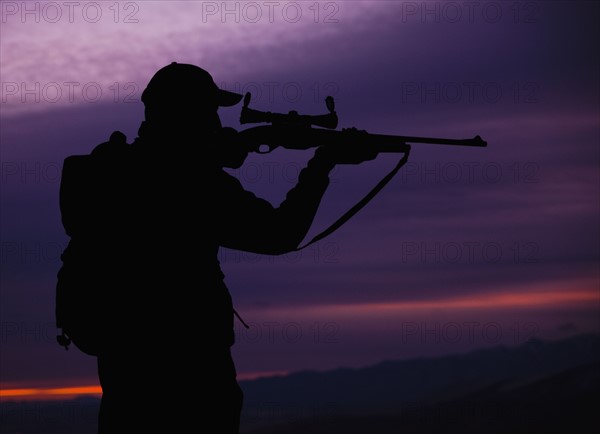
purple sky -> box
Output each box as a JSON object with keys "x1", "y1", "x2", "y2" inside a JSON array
[{"x1": 1, "y1": 1, "x2": 599, "y2": 394}]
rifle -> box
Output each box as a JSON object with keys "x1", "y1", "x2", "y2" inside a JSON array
[
  {"x1": 231, "y1": 92, "x2": 487, "y2": 252},
  {"x1": 237, "y1": 92, "x2": 487, "y2": 154}
]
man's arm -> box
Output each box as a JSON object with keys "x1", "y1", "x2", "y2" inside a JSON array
[{"x1": 215, "y1": 151, "x2": 336, "y2": 255}]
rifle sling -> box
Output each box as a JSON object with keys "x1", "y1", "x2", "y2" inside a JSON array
[{"x1": 295, "y1": 150, "x2": 410, "y2": 251}]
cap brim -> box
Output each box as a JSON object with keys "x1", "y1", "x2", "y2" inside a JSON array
[{"x1": 217, "y1": 89, "x2": 243, "y2": 107}]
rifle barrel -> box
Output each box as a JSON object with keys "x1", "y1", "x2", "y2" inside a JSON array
[{"x1": 364, "y1": 132, "x2": 487, "y2": 148}]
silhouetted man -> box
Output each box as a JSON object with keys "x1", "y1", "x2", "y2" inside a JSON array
[{"x1": 59, "y1": 62, "x2": 376, "y2": 433}]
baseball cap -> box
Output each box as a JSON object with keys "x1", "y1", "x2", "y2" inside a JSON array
[{"x1": 141, "y1": 62, "x2": 243, "y2": 107}]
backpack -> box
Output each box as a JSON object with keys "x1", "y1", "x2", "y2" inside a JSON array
[{"x1": 55, "y1": 131, "x2": 128, "y2": 356}]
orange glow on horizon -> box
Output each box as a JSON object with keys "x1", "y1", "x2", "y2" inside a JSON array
[
  {"x1": 0, "y1": 385, "x2": 102, "y2": 401},
  {"x1": 345, "y1": 289, "x2": 598, "y2": 313},
  {"x1": 0, "y1": 372, "x2": 289, "y2": 402},
  {"x1": 253, "y1": 277, "x2": 600, "y2": 318}
]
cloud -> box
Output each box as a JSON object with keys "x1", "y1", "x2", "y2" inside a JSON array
[{"x1": 1, "y1": 1, "x2": 385, "y2": 116}]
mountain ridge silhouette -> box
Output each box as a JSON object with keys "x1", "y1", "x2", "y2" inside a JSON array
[{"x1": 1, "y1": 333, "x2": 598, "y2": 434}]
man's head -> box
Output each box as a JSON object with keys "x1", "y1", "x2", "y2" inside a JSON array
[{"x1": 141, "y1": 62, "x2": 242, "y2": 133}]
